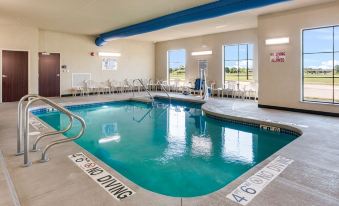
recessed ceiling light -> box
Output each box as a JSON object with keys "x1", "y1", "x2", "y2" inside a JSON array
[
  {"x1": 191, "y1": 51, "x2": 213, "y2": 56},
  {"x1": 265, "y1": 37, "x2": 290, "y2": 45},
  {"x1": 98, "y1": 52, "x2": 121, "y2": 57}
]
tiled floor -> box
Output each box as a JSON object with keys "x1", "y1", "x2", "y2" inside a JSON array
[{"x1": 0, "y1": 93, "x2": 338, "y2": 206}]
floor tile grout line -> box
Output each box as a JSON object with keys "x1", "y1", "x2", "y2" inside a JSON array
[{"x1": 0, "y1": 149, "x2": 21, "y2": 206}]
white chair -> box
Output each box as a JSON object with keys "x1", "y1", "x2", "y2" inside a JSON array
[
  {"x1": 245, "y1": 82, "x2": 258, "y2": 100},
  {"x1": 223, "y1": 81, "x2": 236, "y2": 98},
  {"x1": 177, "y1": 81, "x2": 185, "y2": 93},
  {"x1": 148, "y1": 79, "x2": 156, "y2": 91},
  {"x1": 211, "y1": 82, "x2": 223, "y2": 98},
  {"x1": 98, "y1": 81, "x2": 111, "y2": 94},
  {"x1": 123, "y1": 79, "x2": 133, "y2": 93},
  {"x1": 71, "y1": 80, "x2": 86, "y2": 96},
  {"x1": 233, "y1": 83, "x2": 247, "y2": 99},
  {"x1": 108, "y1": 80, "x2": 116, "y2": 94},
  {"x1": 71, "y1": 87, "x2": 81, "y2": 96},
  {"x1": 160, "y1": 80, "x2": 170, "y2": 92}
]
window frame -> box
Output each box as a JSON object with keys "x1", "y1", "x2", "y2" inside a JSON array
[
  {"x1": 167, "y1": 49, "x2": 186, "y2": 83},
  {"x1": 301, "y1": 25, "x2": 339, "y2": 104},
  {"x1": 223, "y1": 43, "x2": 254, "y2": 86}
]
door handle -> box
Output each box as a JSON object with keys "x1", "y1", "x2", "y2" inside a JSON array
[
  {"x1": 2, "y1": 75, "x2": 7, "y2": 78},
  {"x1": 56, "y1": 74, "x2": 60, "y2": 77}
]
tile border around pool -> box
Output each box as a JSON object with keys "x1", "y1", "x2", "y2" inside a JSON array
[
  {"x1": 32, "y1": 95, "x2": 301, "y2": 137},
  {"x1": 204, "y1": 112, "x2": 301, "y2": 137},
  {"x1": 202, "y1": 107, "x2": 303, "y2": 137},
  {"x1": 28, "y1": 95, "x2": 304, "y2": 204},
  {"x1": 31, "y1": 95, "x2": 302, "y2": 137}
]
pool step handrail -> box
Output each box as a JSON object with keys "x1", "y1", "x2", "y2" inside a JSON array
[
  {"x1": 17, "y1": 95, "x2": 86, "y2": 167},
  {"x1": 132, "y1": 79, "x2": 154, "y2": 101},
  {"x1": 156, "y1": 81, "x2": 171, "y2": 100},
  {"x1": 132, "y1": 105, "x2": 153, "y2": 123}
]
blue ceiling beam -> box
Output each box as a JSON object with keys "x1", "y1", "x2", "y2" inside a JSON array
[{"x1": 95, "y1": 0, "x2": 289, "y2": 46}]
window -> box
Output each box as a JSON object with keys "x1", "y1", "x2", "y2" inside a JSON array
[
  {"x1": 167, "y1": 49, "x2": 186, "y2": 83},
  {"x1": 302, "y1": 26, "x2": 339, "y2": 103},
  {"x1": 224, "y1": 44, "x2": 253, "y2": 85}
]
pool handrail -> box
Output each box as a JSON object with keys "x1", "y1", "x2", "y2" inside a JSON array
[
  {"x1": 132, "y1": 79, "x2": 154, "y2": 101},
  {"x1": 17, "y1": 95, "x2": 86, "y2": 166},
  {"x1": 132, "y1": 105, "x2": 153, "y2": 123},
  {"x1": 156, "y1": 81, "x2": 171, "y2": 100},
  {"x1": 17, "y1": 94, "x2": 40, "y2": 155},
  {"x1": 31, "y1": 113, "x2": 73, "y2": 152}
]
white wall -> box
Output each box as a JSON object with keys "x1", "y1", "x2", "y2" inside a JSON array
[
  {"x1": 258, "y1": 1, "x2": 339, "y2": 113},
  {"x1": 155, "y1": 28, "x2": 258, "y2": 87},
  {"x1": 0, "y1": 25, "x2": 155, "y2": 101}
]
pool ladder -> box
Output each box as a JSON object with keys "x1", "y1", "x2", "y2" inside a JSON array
[
  {"x1": 16, "y1": 94, "x2": 86, "y2": 167},
  {"x1": 132, "y1": 79, "x2": 154, "y2": 101},
  {"x1": 156, "y1": 80, "x2": 171, "y2": 100}
]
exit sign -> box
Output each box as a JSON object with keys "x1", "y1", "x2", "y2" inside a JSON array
[{"x1": 270, "y1": 52, "x2": 286, "y2": 63}]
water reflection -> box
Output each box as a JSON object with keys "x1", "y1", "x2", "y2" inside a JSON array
[
  {"x1": 98, "y1": 122, "x2": 120, "y2": 144},
  {"x1": 222, "y1": 128, "x2": 254, "y2": 164},
  {"x1": 191, "y1": 135, "x2": 212, "y2": 157},
  {"x1": 98, "y1": 135, "x2": 121, "y2": 144},
  {"x1": 160, "y1": 103, "x2": 256, "y2": 163},
  {"x1": 161, "y1": 106, "x2": 186, "y2": 161}
]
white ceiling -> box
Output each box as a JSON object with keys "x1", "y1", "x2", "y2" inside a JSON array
[
  {"x1": 0, "y1": 0, "x2": 213, "y2": 35},
  {"x1": 0, "y1": 0, "x2": 336, "y2": 42},
  {"x1": 128, "y1": 0, "x2": 337, "y2": 42}
]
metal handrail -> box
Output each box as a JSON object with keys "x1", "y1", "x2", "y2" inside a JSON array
[
  {"x1": 17, "y1": 94, "x2": 39, "y2": 155},
  {"x1": 132, "y1": 106, "x2": 152, "y2": 123},
  {"x1": 156, "y1": 81, "x2": 171, "y2": 100},
  {"x1": 132, "y1": 79, "x2": 154, "y2": 101},
  {"x1": 31, "y1": 115, "x2": 73, "y2": 152},
  {"x1": 17, "y1": 95, "x2": 86, "y2": 166}
]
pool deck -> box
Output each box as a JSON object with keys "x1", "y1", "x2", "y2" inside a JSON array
[{"x1": 0, "y1": 93, "x2": 338, "y2": 206}]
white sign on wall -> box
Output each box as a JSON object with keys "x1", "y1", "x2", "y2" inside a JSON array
[
  {"x1": 72, "y1": 73, "x2": 91, "y2": 88},
  {"x1": 198, "y1": 60, "x2": 208, "y2": 70},
  {"x1": 102, "y1": 57, "x2": 118, "y2": 70},
  {"x1": 270, "y1": 52, "x2": 286, "y2": 63}
]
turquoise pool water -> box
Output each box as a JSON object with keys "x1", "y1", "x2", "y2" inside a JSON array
[{"x1": 34, "y1": 99, "x2": 297, "y2": 197}]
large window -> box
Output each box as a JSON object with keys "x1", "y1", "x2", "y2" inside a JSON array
[
  {"x1": 167, "y1": 49, "x2": 186, "y2": 83},
  {"x1": 302, "y1": 26, "x2": 339, "y2": 103},
  {"x1": 224, "y1": 44, "x2": 253, "y2": 85}
]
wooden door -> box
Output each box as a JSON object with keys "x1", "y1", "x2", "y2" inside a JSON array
[
  {"x1": 39, "y1": 53, "x2": 60, "y2": 97},
  {"x1": 2, "y1": 50, "x2": 28, "y2": 102}
]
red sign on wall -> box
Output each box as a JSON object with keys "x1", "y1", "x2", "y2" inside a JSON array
[{"x1": 270, "y1": 52, "x2": 286, "y2": 63}]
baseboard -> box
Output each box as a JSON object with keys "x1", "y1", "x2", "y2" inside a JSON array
[
  {"x1": 258, "y1": 104, "x2": 339, "y2": 117},
  {"x1": 61, "y1": 94, "x2": 73, "y2": 97}
]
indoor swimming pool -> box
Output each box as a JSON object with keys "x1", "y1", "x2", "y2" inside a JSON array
[{"x1": 33, "y1": 99, "x2": 298, "y2": 197}]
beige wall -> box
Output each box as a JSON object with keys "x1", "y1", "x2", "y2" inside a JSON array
[
  {"x1": 0, "y1": 25, "x2": 154, "y2": 101},
  {"x1": 40, "y1": 30, "x2": 155, "y2": 95},
  {"x1": 155, "y1": 28, "x2": 258, "y2": 87},
  {"x1": 2, "y1": 1, "x2": 339, "y2": 113},
  {"x1": 0, "y1": 25, "x2": 39, "y2": 100},
  {"x1": 258, "y1": 1, "x2": 339, "y2": 113}
]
